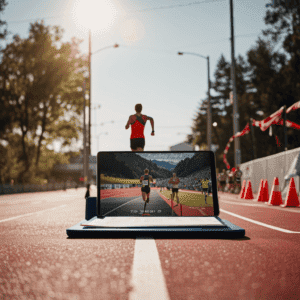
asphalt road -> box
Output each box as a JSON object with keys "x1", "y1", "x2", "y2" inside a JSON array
[{"x1": 1, "y1": 187, "x2": 300, "y2": 299}]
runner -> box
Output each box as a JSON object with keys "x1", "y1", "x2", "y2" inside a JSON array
[
  {"x1": 201, "y1": 178, "x2": 210, "y2": 204},
  {"x1": 140, "y1": 169, "x2": 153, "y2": 214},
  {"x1": 125, "y1": 103, "x2": 155, "y2": 151},
  {"x1": 226, "y1": 169, "x2": 235, "y2": 193},
  {"x1": 219, "y1": 169, "x2": 227, "y2": 192},
  {"x1": 168, "y1": 173, "x2": 180, "y2": 206},
  {"x1": 234, "y1": 166, "x2": 243, "y2": 194}
]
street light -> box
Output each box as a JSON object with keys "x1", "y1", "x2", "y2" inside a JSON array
[
  {"x1": 178, "y1": 51, "x2": 212, "y2": 151},
  {"x1": 83, "y1": 42, "x2": 119, "y2": 185},
  {"x1": 88, "y1": 35, "x2": 119, "y2": 156}
]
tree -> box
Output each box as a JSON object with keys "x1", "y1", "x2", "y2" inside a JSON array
[
  {"x1": 187, "y1": 54, "x2": 254, "y2": 169},
  {"x1": 0, "y1": 21, "x2": 88, "y2": 183},
  {"x1": 0, "y1": 0, "x2": 8, "y2": 43}
]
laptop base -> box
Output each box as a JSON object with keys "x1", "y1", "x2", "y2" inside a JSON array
[
  {"x1": 67, "y1": 197, "x2": 245, "y2": 238},
  {"x1": 67, "y1": 216, "x2": 245, "y2": 238}
]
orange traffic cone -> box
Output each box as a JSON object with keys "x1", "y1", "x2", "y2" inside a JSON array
[
  {"x1": 244, "y1": 180, "x2": 254, "y2": 199},
  {"x1": 255, "y1": 179, "x2": 265, "y2": 202},
  {"x1": 281, "y1": 178, "x2": 300, "y2": 207},
  {"x1": 267, "y1": 177, "x2": 282, "y2": 206},
  {"x1": 263, "y1": 179, "x2": 269, "y2": 202},
  {"x1": 240, "y1": 180, "x2": 246, "y2": 199}
]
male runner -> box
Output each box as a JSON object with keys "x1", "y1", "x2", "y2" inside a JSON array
[
  {"x1": 125, "y1": 103, "x2": 155, "y2": 151},
  {"x1": 234, "y1": 166, "x2": 243, "y2": 194},
  {"x1": 201, "y1": 178, "x2": 210, "y2": 204},
  {"x1": 168, "y1": 173, "x2": 180, "y2": 207},
  {"x1": 219, "y1": 169, "x2": 227, "y2": 192},
  {"x1": 140, "y1": 169, "x2": 153, "y2": 204}
]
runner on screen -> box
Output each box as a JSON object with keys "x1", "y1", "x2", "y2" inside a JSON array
[
  {"x1": 125, "y1": 104, "x2": 155, "y2": 151},
  {"x1": 168, "y1": 173, "x2": 180, "y2": 207},
  {"x1": 201, "y1": 178, "x2": 210, "y2": 204},
  {"x1": 140, "y1": 169, "x2": 153, "y2": 214}
]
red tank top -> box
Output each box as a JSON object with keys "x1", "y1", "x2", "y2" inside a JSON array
[{"x1": 130, "y1": 114, "x2": 147, "y2": 139}]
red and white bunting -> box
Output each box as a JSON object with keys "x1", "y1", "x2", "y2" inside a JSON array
[
  {"x1": 223, "y1": 101, "x2": 300, "y2": 169},
  {"x1": 286, "y1": 100, "x2": 300, "y2": 114}
]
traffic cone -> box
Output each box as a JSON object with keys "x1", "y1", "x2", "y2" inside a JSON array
[
  {"x1": 239, "y1": 180, "x2": 246, "y2": 199},
  {"x1": 255, "y1": 179, "x2": 265, "y2": 202},
  {"x1": 263, "y1": 179, "x2": 269, "y2": 202},
  {"x1": 267, "y1": 177, "x2": 283, "y2": 206},
  {"x1": 281, "y1": 177, "x2": 300, "y2": 207},
  {"x1": 244, "y1": 180, "x2": 254, "y2": 199}
]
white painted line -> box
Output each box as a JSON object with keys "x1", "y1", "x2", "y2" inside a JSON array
[
  {"x1": 220, "y1": 199, "x2": 300, "y2": 213},
  {"x1": 129, "y1": 237, "x2": 170, "y2": 300},
  {"x1": 220, "y1": 209, "x2": 300, "y2": 233},
  {"x1": 103, "y1": 197, "x2": 141, "y2": 216},
  {"x1": 0, "y1": 205, "x2": 67, "y2": 223}
]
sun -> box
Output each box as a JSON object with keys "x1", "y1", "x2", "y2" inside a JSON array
[{"x1": 72, "y1": 0, "x2": 118, "y2": 33}]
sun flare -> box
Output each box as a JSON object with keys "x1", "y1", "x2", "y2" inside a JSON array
[{"x1": 72, "y1": 0, "x2": 118, "y2": 33}]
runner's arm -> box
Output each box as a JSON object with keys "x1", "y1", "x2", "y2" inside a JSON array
[
  {"x1": 146, "y1": 116, "x2": 154, "y2": 131},
  {"x1": 140, "y1": 176, "x2": 143, "y2": 183},
  {"x1": 125, "y1": 115, "x2": 134, "y2": 129}
]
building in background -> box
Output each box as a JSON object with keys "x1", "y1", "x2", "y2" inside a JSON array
[
  {"x1": 52, "y1": 151, "x2": 96, "y2": 185},
  {"x1": 169, "y1": 142, "x2": 195, "y2": 151}
]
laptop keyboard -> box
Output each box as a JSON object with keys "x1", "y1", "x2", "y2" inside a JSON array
[{"x1": 81, "y1": 217, "x2": 226, "y2": 227}]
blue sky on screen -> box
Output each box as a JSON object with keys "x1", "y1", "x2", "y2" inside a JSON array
[{"x1": 2, "y1": 0, "x2": 274, "y2": 154}]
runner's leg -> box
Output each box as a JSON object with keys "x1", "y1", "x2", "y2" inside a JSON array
[{"x1": 175, "y1": 191, "x2": 179, "y2": 204}]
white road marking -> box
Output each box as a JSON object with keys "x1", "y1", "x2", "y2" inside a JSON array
[
  {"x1": 220, "y1": 209, "x2": 300, "y2": 233},
  {"x1": 220, "y1": 199, "x2": 300, "y2": 213},
  {"x1": 0, "y1": 205, "x2": 67, "y2": 223},
  {"x1": 129, "y1": 237, "x2": 170, "y2": 300},
  {"x1": 103, "y1": 197, "x2": 141, "y2": 216}
]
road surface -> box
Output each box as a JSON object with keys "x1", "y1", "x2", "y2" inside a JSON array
[{"x1": 1, "y1": 187, "x2": 300, "y2": 299}]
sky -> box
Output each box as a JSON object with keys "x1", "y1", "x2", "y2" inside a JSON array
[
  {"x1": 136, "y1": 152, "x2": 195, "y2": 163},
  {"x1": 1, "y1": 0, "x2": 275, "y2": 155}
]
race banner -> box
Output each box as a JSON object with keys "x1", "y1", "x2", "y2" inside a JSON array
[
  {"x1": 223, "y1": 101, "x2": 300, "y2": 169},
  {"x1": 286, "y1": 100, "x2": 300, "y2": 114}
]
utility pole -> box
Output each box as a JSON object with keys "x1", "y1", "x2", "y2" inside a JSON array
[
  {"x1": 207, "y1": 56, "x2": 212, "y2": 151},
  {"x1": 83, "y1": 80, "x2": 88, "y2": 185},
  {"x1": 230, "y1": 0, "x2": 241, "y2": 167},
  {"x1": 88, "y1": 29, "x2": 92, "y2": 156}
]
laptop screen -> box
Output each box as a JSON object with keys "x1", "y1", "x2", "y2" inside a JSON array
[{"x1": 97, "y1": 151, "x2": 219, "y2": 217}]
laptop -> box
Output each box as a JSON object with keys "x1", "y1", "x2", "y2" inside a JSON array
[{"x1": 66, "y1": 151, "x2": 245, "y2": 238}]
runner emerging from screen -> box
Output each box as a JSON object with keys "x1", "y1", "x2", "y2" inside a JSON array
[
  {"x1": 201, "y1": 178, "x2": 210, "y2": 204},
  {"x1": 168, "y1": 173, "x2": 180, "y2": 207},
  {"x1": 125, "y1": 103, "x2": 155, "y2": 151},
  {"x1": 140, "y1": 169, "x2": 153, "y2": 214}
]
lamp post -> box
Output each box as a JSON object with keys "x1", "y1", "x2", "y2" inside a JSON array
[
  {"x1": 84, "y1": 41, "x2": 118, "y2": 184},
  {"x1": 230, "y1": 0, "x2": 240, "y2": 167},
  {"x1": 88, "y1": 31, "x2": 119, "y2": 156},
  {"x1": 178, "y1": 52, "x2": 212, "y2": 151}
]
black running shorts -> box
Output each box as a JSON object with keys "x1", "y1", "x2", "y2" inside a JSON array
[
  {"x1": 203, "y1": 188, "x2": 208, "y2": 192},
  {"x1": 172, "y1": 188, "x2": 178, "y2": 193},
  {"x1": 141, "y1": 186, "x2": 150, "y2": 194},
  {"x1": 130, "y1": 138, "x2": 145, "y2": 150}
]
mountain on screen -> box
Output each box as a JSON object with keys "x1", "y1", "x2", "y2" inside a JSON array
[
  {"x1": 99, "y1": 153, "x2": 173, "y2": 179},
  {"x1": 151, "y1": 160, "x2": 177, "y2": 171},
  {"x1": 173, "y1": 153, "x2": 211, "y2": 177}
]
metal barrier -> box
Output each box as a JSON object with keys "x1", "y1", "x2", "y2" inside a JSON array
[
  {"x1": 0, "y1": 182, "x2": 79, "y2": 195},
  {"x1": 239, "y1": 147, "x2": 300, "y2": 195}
]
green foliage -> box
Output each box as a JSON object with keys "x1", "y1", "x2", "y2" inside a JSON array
[
  {"x1": 0, "y1": 0, "x2": 8, "y2": 42},
  {"x1": 0, "y1": 20, "x2": 88, "y2": 183},
  {"x1": 188, "y1": 5, "x2": 300, "y2": 169}
]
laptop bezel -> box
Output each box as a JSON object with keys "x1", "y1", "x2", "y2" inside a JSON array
[{"x1": 97, "y1": 151, "x2": 220, "y2": 218}]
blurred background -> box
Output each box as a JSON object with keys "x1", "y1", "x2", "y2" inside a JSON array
[{"x1": 1, "y1": 0, "x2": 300, "y2": 188}]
